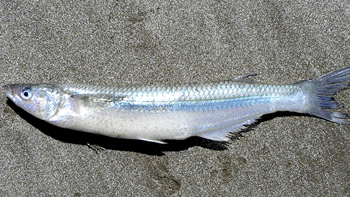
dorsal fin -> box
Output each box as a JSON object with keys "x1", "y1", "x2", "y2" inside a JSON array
[{"x1": 232, "y1": 73, "x2": 257, "y2": 82}]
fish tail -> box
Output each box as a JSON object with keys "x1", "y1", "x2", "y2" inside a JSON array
[{"x1": 298, "y1": 67, "x2": 350, "y2": 124}]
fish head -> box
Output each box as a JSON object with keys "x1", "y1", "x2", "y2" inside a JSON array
[{"x1": 3, "y1": 84, "x2": 65, "y2": 120}]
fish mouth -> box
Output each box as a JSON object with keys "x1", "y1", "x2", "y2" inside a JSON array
[{"x1": 2, "y1": 84, "x2": 14, "y2": 100}]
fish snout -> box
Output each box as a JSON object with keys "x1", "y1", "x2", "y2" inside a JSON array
[
  {"x1": 3, "y1": 84, "x2": 12, "y2": 97},
  {"x1": 2, "y1": 84, "x2": 18, "y2": 100}
]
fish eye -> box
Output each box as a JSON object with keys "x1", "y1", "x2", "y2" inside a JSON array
[{"x1": 20, "y1": 88, "x2": 33, "y2": 100}]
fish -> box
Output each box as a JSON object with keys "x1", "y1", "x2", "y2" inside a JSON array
[{"x1": 3, "y1": 67, "x2": 350, "y2": 144}]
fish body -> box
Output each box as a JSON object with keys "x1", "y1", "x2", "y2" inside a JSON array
[{"x1": 3, "y1": 67, "x2": 350, "y2": 144}]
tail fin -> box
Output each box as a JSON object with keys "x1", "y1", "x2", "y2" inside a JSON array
[{"x1": 299, "y1": 67, "x2": 350, "y2": 124}]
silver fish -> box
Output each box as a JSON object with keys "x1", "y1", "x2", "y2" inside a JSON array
[{"x1": 3, "y1": 67, "x2": 350, "y2": 144}]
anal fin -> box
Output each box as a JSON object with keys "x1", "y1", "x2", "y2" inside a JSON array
[{"x1": 199, "y1": 118, "x2": 258, "y2": 142}]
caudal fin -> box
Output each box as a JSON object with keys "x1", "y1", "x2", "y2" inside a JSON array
[{"x1": 299, "y1": 67, "x2": 350, "y2": 124}]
